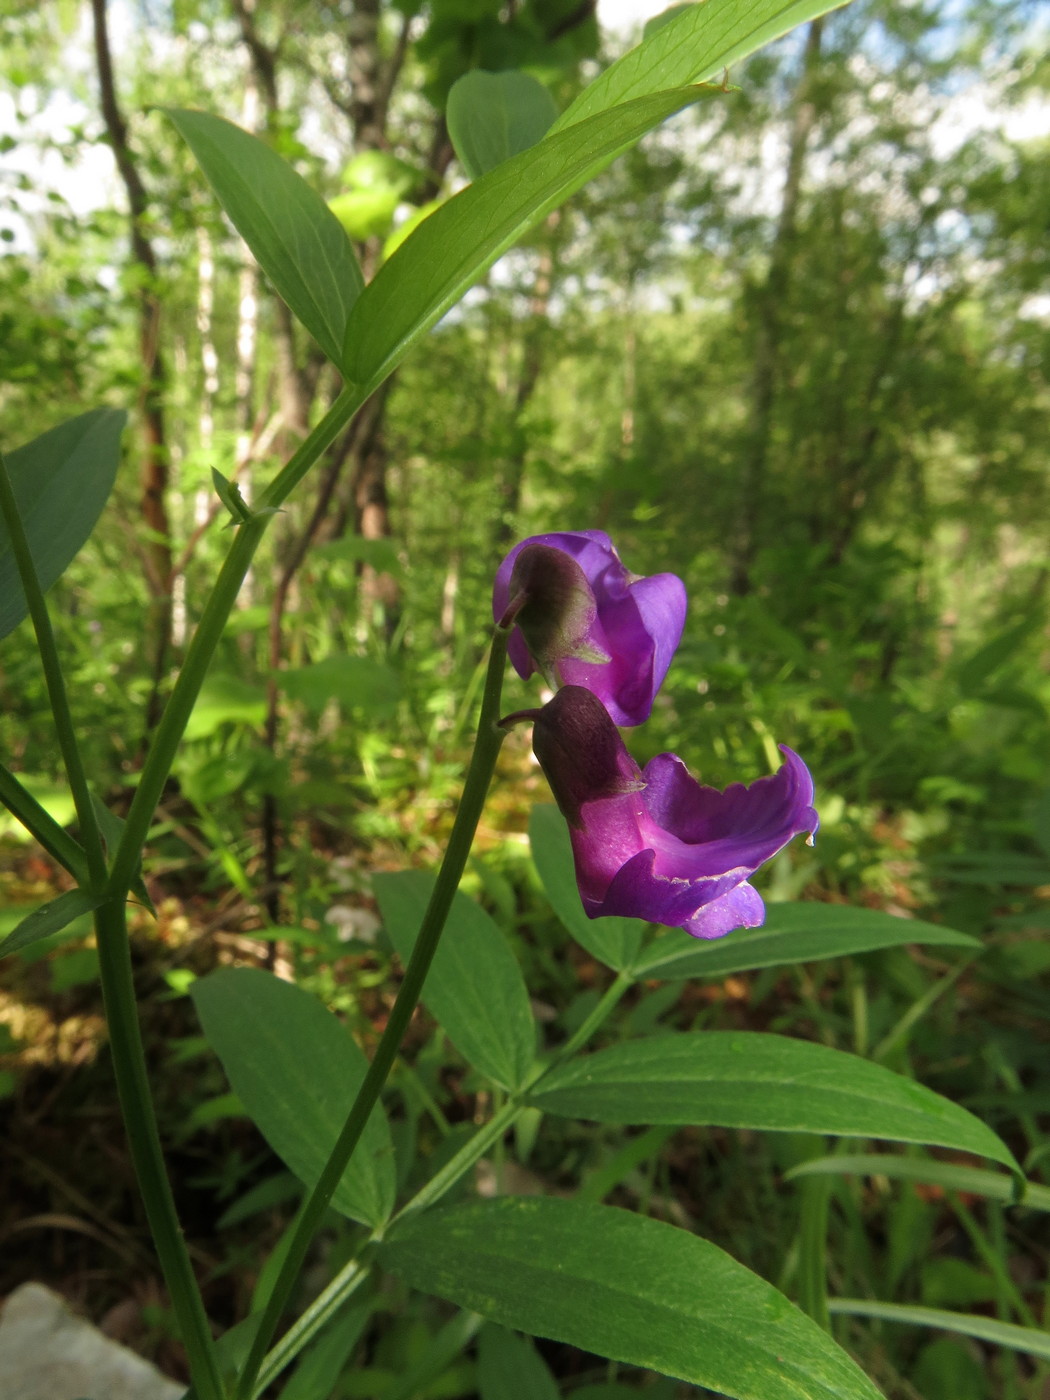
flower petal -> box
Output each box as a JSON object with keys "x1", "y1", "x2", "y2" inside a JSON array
[
  {"x1": 494, "y1": 531, "x2": 685, "y2": 725},
  {"x1": 582, "y1": 845, "x2": 745, "y2": 924},
  {"x1": 683, "y1": 881, "x2": 765, "y2": 940},
  {"x1": 533, "y1": 687, "x2": 645, "y2": 830},
  {"x1": 641, "y1": 746, "x2": 818, "y2": 881}
]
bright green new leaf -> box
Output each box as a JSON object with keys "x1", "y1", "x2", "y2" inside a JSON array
[
  {"x1": 0, "y1": 888, "x2": 102, "y2": 959},
  {"x1": 828, "y1": 1299, "x2": 1050, "y2": 1363},
  {"x1": 379, "y1": 1197, "x2": 884, "y2": 1400},
  {"x1": 342, "y1": 86, "x2": 706, "y2": 393},
  {"x1": 530, "y1": 1033, "x2": 1018, "y2": 1171},
  {"x1": 374, "y1": 871, "x2": 535, "y2": 1091},
  {"x1": 167, "y1": 109, "x2": 363, "y2": 366},
  {"x1": 447, "y1": 70, "x2": 559, "y2": 180},
  {"x1": 554, "y1": 0, "x2": 847, "y2": 132},
  {"x1": 211, "y1": 467, "x2": 251, "y2": 524},
  {"x1": 191, "y1": 967, "x2": 395, "y2": 1227},
  {"x1": 634, "y1": 901, "x2": 980, "y2": 979},
  {"x1": 0, "y1": 409, "x2": 126, "y2": 640},
  {"x1": 529, "y1": 805, "x2": 644, "y2": 971}
]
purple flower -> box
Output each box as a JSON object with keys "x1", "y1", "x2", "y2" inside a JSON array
[
  {"x1": 532, "y1": 687, "x2": 819, "y2": 940},
  {"x1": 493, "y1": 530, "x2": 687, "y2": 727}
]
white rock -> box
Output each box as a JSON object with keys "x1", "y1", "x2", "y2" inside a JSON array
[{"x1": 0, "y1": 1283, "x2": 186, "y2": 1400}]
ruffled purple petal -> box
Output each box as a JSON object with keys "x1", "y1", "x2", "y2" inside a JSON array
[
  {"x1": 640, "y1": 747, "x2": 818, "y2": 881},
  {"x1": 549, "y1": 741, "x2": 818, "y2": 941}
]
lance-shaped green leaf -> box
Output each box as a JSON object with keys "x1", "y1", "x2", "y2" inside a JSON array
[
  {"x1": 477, "y1": 1325, "x2": 559, "y2": 1400},
  {"x1": 342, "y1": 86, "x2": 707, "y2": 393},
  {"x1": 374, "y1": 871, "x2": 535, "y2": 1092},
  {"x1": 530, "y1": 1033, "x2": 1018, "y2": 1172},
  {"x1": 0, "y1": 889, "x2": 102, "y2": 959},
  {"x1": 89, "y1": 793, "x2": 154, "y2": 914},
  {"x1": 634, "y1": 902, "x2": 980, "y2": 980},
  {"x1": 828, "y1": 1299, "x2": 1050, "y2": 1363},
  {"x1": 191, "y1": 968, "x2": 395, "y2": 1228},
  {"x1": 554, "y1": 0, "x2": 848, "y2": 132},
  {"x1": 0, "y1": 409, "x2": 126, "y2": 640},
  {"x1": 167, "y1": 110, "x2": 363, "y2": 367},
  {"x1": 447, "y1": 71, "x2": 559, "y2": 180},
  {"x1": 787, "y1": 1153, "x2": 1050, "y2": 1212},
  {"x1": 379, "y1": 1197, "x2": 884, "y2": 1400},
  {"x1": 529, "y1": 805, "x2": 644, "y2": 972}
]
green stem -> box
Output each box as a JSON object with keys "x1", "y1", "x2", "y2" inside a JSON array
[
  {"x1": 398, "y1": 977, "x2": 631, "y2": 1226},
  {"x1": 255, "y1": 960, "x2": 639, "y2": 1381},
  {"x1": 555, "y1": 970, "x2": 633, "y2": 1063},
  {"x1": 394, "y1": 1099, "x2": 522, "y2": 1224},
  {"x1": 0, "y1": 450, "x2": 106, "y2": 887},
  {"x1": 257, "y1": 384, "x2": 362, "y2": 512},
  {"x1": 0, "y1": 760, "x2": 89, "y2": 882},
  {"x1": 234, "y1": 623, "x2": 514, "y2": 1400},
  {"x1": 108, "y1": 385, "x2": 363, "y2": 896},
  {"x1": 63, "y1": 385, "x2": 361, "y2": 1397},
  {"x1": 94, "y1": 897, "x2": 226, "y2": 1400},
  {"x1": 252, "y1": 1258, "x2": 373, "y2": 1397}
]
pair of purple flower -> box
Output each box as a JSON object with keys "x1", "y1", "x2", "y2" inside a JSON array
[{"x1": 494, "y1": 532, "x2": 818, "y2": 940}]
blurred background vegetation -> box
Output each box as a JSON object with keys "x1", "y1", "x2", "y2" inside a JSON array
[{"x1": 1, "y1": 0, "x2": 1049, "y2": 1395}]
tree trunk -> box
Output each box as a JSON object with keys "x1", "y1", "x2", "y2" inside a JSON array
[
  {"x1": 230, "y1": 0, "x2": 312, "y2": 442},
  {"x1": 728, "y1": 18, "x2": 824, "y2": 596},
  {"x1": 493, "y1": 211, "x2": 560, "y2": 554},
  {"x1": 90, "y1": 0, "x2": 173, "y2": 730}
]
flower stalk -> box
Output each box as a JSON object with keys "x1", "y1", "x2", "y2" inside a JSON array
[{"x1": 234, "y1": 619, "x2": 515, "y2": 1400}]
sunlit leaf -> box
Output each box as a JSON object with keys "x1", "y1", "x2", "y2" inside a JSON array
[
  {"x1": 531, "y1": 1033, "x2": 1018, "y2": 1171},
  {"x1": 192, "y1": 968, "x2": 395, "y2": 1227},
  {"x1": 0, "y1": 409, "x2": 125, "y2": 640},
  {"x1": 167, "y1": 109, "x2": 363, "y2": 366},
  {"x1": 380, "y1": 1198, "x2": 884, "y2": 1400}
]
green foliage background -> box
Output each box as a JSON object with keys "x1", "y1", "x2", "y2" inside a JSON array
[{"x1": 2, "y1": 0, "x2": 1050, "y2": 1395}]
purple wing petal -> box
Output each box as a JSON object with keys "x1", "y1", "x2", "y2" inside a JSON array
[
  {"x1": 626, "y1": 571, "x2": 687, "y2": 702},
  {"x1": 683, "y1": 881, "x2": 766, "y2": 940},
  {"x1": 561, "y1": 570, "x2": 686, "y2": 726},
  {"x1": 589, "y1": 846, "x2": 749, "y2": 925},
  {"x1": 569, "y1": 795, "x2": 649, "y2": 912}
]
